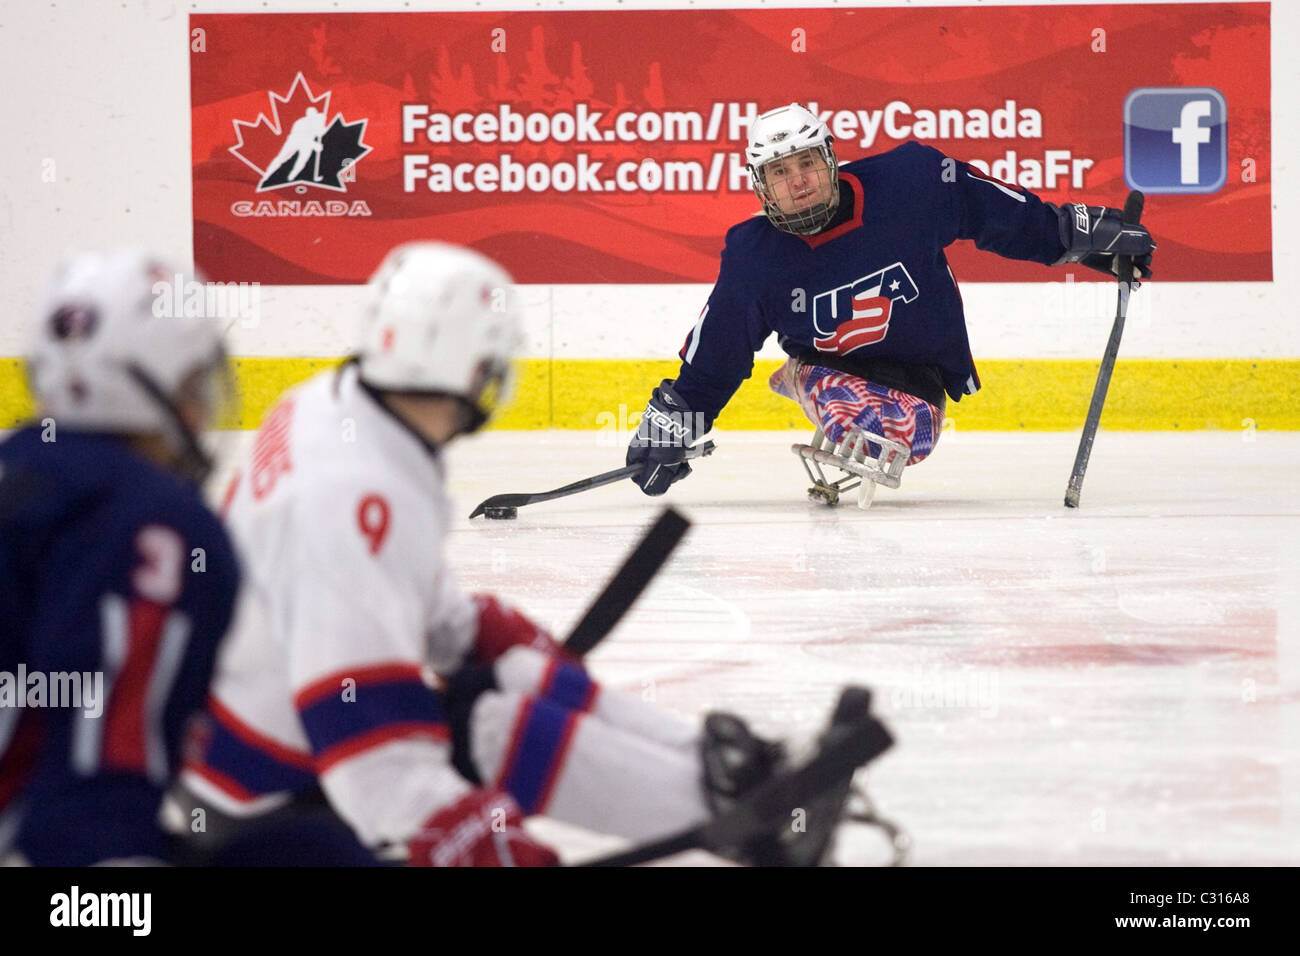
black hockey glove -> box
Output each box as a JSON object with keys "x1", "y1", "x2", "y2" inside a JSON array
[
  {"x1": 1052, "y1": 203, "x2": 1156, "y2": 282},
  {"x1": 626, "y1": 379, "x2": 702, "y2": 496}
]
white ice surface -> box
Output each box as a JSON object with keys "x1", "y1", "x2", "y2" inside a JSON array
[{"x1": 209, "y1": 429, "x2": 1300, "y2": 866}]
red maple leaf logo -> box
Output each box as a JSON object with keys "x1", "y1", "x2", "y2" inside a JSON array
[
  {"x1": 230, "y1": 75, "x2": 328, "y2": 177},
  {"x1": 229, "y1": 74, "x2": 370, "y2": 193}
]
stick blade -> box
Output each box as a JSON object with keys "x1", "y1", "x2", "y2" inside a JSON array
[{"x1": 468, "y1": 493, "x2": 530, "y2": 518}]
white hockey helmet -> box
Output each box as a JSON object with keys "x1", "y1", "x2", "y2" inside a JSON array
[
  {"x1": 357, "y1": 242, "x2": 520, "y2": 431},
  {"x1": 26, "y1": 249, "x2": 230, "y2": 475},
  {"x1": 745, "y1": 103, "x2": 840, "y2": 236}
]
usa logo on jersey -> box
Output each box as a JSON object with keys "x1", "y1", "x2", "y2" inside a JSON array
[{"x1": 812, "y1": 262, "x2": 919, "y2": 354}]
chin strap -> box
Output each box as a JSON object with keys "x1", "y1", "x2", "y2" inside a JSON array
[
  {"x1": 455, "y1": 397, "x2": 488, "y2": 435},
  {"x1": 124, "y1": 362, "x2": 214, "y2": 486}
]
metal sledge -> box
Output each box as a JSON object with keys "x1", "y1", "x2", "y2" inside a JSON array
[{"x1": 792, "y1": 427, "x2": 909, "y2": 510}]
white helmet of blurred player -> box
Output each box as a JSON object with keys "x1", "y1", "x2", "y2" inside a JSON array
[
  {"x1": 357, "y1": 242, "x2": 521, "y2": 433},
  {"x1": 746, "y1": 103, "x2": 840, "y2": 236},
  {"x1": 25, "y1": 249, "x2": 230, "y2": 481}
]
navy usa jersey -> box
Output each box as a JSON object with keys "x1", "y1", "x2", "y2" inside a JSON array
[
  {"x1": 673, "y1": 141, "x2": 1067, "y2": 424},
  {"x1": 0, "y1": 427, "x2": 239, "y2": 864}
]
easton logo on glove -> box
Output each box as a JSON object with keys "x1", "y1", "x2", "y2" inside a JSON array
[
  {"x1": 632, "y1": 382, "x2": 706, "y2": 448},
  {"x1": 641, "y1": 406, "x2": 693, "y2": 444},
  {"x1": 627, "y1": 380, "x2": 704, "y2": 496}
]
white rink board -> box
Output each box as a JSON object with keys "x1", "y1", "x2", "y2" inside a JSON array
[{"x1": 0, "y1": 0, "x2": 1294, "y2": 362}]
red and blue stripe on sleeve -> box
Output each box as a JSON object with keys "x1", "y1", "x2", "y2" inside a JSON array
[
  {"x1": 495, "y1": 696, "x2": 583, "y2": 816},
  {"x1": 490, "y1": 658, "x2": 596, "y2": 814},
  {"x1": 537, "y1": 657, "x2": 598, "y2": 713},
  {"x1": 294, "y1": 663, "x2": 450, "y2": 773},
  {"x1": 184, "y1": 697, "x2": 317, "y2": 803}
]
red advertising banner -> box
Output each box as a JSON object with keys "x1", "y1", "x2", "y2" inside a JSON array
[{"x1": 190, "y1": 5, "x2": 1271, "y2": 284}]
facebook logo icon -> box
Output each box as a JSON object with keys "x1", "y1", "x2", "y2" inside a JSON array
[{"x1": 1124, "y1": 87, "x2": 1227, "y2": 193}]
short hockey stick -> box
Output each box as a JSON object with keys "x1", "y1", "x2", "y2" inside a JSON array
[
  {"x1": 577, "y1": 705, "x2": 894, "y2": 867},
  {"x1": 468, "y1": 440, "x2": 715, "y2": 518},
  {"x1": 1064, "y1": 190, "x2": 1145, "y2": 509},
  {"x1": 562, "y1": 506, "x2": 691, "y2": 657}
]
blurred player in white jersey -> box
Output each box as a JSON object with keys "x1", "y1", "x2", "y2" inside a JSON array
[{"x1": 176, "y1": 241, "x2": 877, "y2": 866}]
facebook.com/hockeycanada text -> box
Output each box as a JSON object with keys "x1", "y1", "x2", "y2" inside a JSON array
[{"x1": 400, "y1": 100, "x2": 1096, "y2": 195}]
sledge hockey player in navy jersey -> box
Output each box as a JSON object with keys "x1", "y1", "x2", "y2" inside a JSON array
[
  {"x1": 0, "y1": 251, "x2": 241, "y2": 865},
  {"x1": 175, "y1": 241, "x2": 888, "y2": 867},
  {"x1": 627, "y1": 103, "x2": 1156, "y2": 507}
]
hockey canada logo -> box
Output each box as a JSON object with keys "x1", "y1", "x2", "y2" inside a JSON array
[
  {"x1": 812, "y1": 262, "x2": 919, "y2": 354},
  {"x1": 229, "y1": 74, "x2": 372, "y2": 218}
]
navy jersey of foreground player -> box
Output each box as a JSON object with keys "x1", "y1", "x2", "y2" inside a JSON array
[
  {"x1": 674, "y1": 141, "x2": 1065, "y2": 425},
  {"x1": 0, "y1": 428, "x2": 239, "y2": 865}
]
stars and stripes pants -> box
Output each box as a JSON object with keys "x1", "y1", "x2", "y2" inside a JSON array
[{"x1": 769, "y1": 358, "x2": 945, "y2": 466}]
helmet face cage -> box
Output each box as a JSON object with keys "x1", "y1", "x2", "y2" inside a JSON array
[
  {"x1": 750, "y1": 142, "x2": 841, "y2": 236},
  {"x1": 185, "y1": 344, "x2": 239, "y2": 432}
]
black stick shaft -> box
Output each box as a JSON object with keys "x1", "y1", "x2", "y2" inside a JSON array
[
  {"x1": 1064, "y1": 191, "x2": 1144, "y2": 509},
  {"x1": 468, "y1": 441, "x2": 714, "y2": 518},
  {"x1": 467, "y1": 465, "x2": 636, "y2": 518}
]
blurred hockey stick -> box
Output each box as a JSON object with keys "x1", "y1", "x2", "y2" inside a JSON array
[
  {"x1": 468, "y1": 441, "x2": 715, "y2": 518},
  {"x1": 562, "y1": 506, "x2": 690, "y2": 657},
  {"x1": 1064, "y1": 190, "x2": 1145, "y2": 509},
  {"x1": 577, "y1": 699, "x2": 895, "y2": 867}
]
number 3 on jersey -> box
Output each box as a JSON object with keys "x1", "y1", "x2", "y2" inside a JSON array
[
  {"x1": 357, "y1": 494, "x2": 391, "y2": 555},
  {"x1": 72, "y1": 524, "x2": 192, "y2": 784}
]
